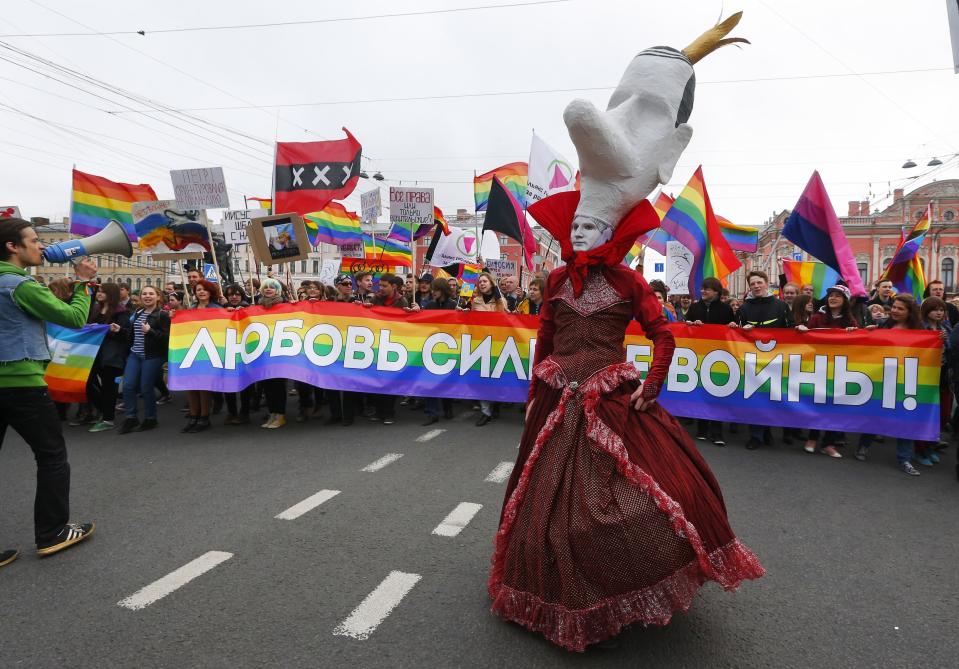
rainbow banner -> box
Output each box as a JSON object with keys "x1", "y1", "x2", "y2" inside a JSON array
[
  {"x1": 44, "y1": 323, "x2": 109, "y2": 403},
  {"x1": 474, "y1": 162, "x2": 528, "y2": 211},
  {"x1": 782, "y1": 260, "x2": 841, "y2": 299},
  {"x1": 70, "y1": 169, "x2": 158, "y2": 242},
  {"x1": 168, "y1": 310, "x2": 941, "y2": 440},
  {"x1": 339, "y1": 258, "x2": 403, "y2": 278}
]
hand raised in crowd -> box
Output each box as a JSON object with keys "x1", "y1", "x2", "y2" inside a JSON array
[
  {"x1": 109, "y1": 322, "x2": 121, "y2": 333},
  {"x1": 74, "y1": 257, "x2": 97, "y2": 280}
]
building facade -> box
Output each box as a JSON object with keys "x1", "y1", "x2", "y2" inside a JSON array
[{"x1": 735, "y1": 180, "x2": 959, "y2": 296}]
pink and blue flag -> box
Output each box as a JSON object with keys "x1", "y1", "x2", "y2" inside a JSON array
[{"x1": 782, "y1": 171, "x2": 866, "y2": 296}]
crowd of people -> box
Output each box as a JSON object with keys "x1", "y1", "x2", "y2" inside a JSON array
[{"x1": 40, "y1": 260, "x2": 959, "y2": 478}]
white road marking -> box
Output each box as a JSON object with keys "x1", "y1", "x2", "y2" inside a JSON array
[
  {"x1": 333, "y1": 571, "x2": 422, "y2": 640},
  {"x1": 118, "y1": 551, "x2": 233, "y2": 611},
  {"x1": 432, "y1": 502, "x2": 483, "y2": 537},
  {"x1": 485, "y1": 461, "x2": 514, "y2": 483},
  {"x1": 415, "y1": 428, "x2": 445, "y2": 442},
  {"x1": 361, "y1": 453, "x2": 404, "y2": 472},
  {"x1": 275, "y1": 489, "x2": 340, "y2": 520}
]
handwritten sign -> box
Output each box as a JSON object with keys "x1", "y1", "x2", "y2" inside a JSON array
[
  {"x1": 221, "y1": 208, "x2": 267, "y2": 246},
  {"x1": 170, "y1": 167, "x2": 229, "y2": 209},
  {"x1": 389, "y1": 187, "x2": 433, "y2": 228},
  {"x1": 360, "y1": 188, "x2": 381, "y2": 223}
]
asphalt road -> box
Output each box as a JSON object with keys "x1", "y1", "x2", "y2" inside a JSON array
[{"x1": 2, "y1": 397, "x2": 958, "y2": 669}]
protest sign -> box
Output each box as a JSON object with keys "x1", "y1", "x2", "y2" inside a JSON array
[
  {"x1": 246, "y1": 213, "x2": 310, "y2": 266},
  {"x1": 133, "y1": 200, "x2": 211, "y2": 256},
  {"x1": 338, "y1": 241, "x2": 364, "y2": 258},
  {"x1": 0, "y1": 206, "x2": 22, "y2": 219},
  {"x1": 389, "y1": 187, "x2": 433, "y2": 229},
  {"x1": 168, "y1": 309, "x2": 942, "y2": 441},
  {"x1": 360, "y1": 188, "x2": 381, "y2": 222},
  {"x1": 170, "y1": 167, "x2": 229, "y2": 209},
  {"x1": 221, "y1": 208, "x2": 267, "y2": 245},
  {"x1": 339, "y1": 257, "x2": 402, "y2": 278},
  {"x1": 665, "y1": 240, "x2": 692, "y2": 294},
  {"x1": 485, "y1": 259, "x2": 517, "y2": 276},
  {"x1": 319, "y1": 259, "x2": 339, "y2": 285}
]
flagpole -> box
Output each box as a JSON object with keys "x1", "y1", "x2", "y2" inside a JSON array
[{"x1": 410, "y1": 202, "x2": 417, "y2": 280}]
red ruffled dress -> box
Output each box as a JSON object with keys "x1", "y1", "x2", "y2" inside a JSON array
[{"x1": 488, "y1": 193, "x2": 765, "y2": 652}]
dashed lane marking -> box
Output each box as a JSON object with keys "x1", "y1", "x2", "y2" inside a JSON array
[
  {"x1": 415, "y1": 428, "x2": 446, "y2": 442},
  {"x1": 118, "y1": 551, "x2": 233, "y2": 611},
  {"x1": 484, "y1": 461, "x2": 514, "y2": 483},
  {"x1": 431, "y1": 502, "x2": 483, "y2": 537},
  {"x1": 333, "y1": 571, "x2": 422, "y2": 640},
  {"x1": 275, "y1": 489, "x2": 341, "y2": 520},
  {"x1": 361, "y1": 453, "x2": 404, "y2": 472}
]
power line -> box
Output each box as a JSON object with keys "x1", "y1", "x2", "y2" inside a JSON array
[
  {"x1": 103, "y1": 67, "x2": 954, "y2": 113},
  {"x1": 0, "y1": 1, "x2": 573, "y2": 37}
]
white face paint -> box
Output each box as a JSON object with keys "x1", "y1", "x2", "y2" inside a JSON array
[{"x1": 571, "y1": 216, "x2": 613, "y2": 251}]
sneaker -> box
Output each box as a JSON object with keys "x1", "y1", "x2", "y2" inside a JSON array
[
  {"x1": 695, "y1": 430, "x2": 708, "y2": 441},
  {"x1": 745, "y1": 437, "x2": 761, "y2": 450},
  {"x1": 916, "y1": 455, "x2": 934, "y2": 467},
  {"x1": 37, "y1": 522, "x2": 95, "y2": 557},
  {"x1": 261, "y1": 414, "x2": 275, "y2": 428},
  {"x1": 475, "y1": 414, "x2": 492, "y2": 427},
  {"x1": 69, "y1": 413, "x2": 94, "y2": 427},
  {"x1": 0, "y1": 548, "x2": 18, "y2": 568},
  {"x1": 855, "y1": 446, "x2": 868, "y2": 461},
  {"x1": 117, "y1": 418, "x2": 140, "y2": 434},
  {"x1": 382, "y1": 417, "x2": 395, "y2": 425},
  {"x1": 134, "y1": 418, "x2": 157, "y2": 432},
  {"x1": 929, "y1": 452, "x2": 940, "y2": 464},
  {"x1": 399, "y1": 397, "x2": 410, "y2": 406},
  {"x1": 422, "y1": 416, "x2": 439, "y2": 426},
  {"x1": 712, "y1": 438, "x2": 726, "y2": 447},
  {"x1": 156, "y1": 394, "x2": 173, "y2": 405},
  {"x1": 803, "y1": 440, "x2": 817, "y2": 454},
  {"x1": 181, "y1": 417, "x2": 198, "y2": 433},
  {"x1": 264, "y1": 414, "x2": 286, "y2": 429},
  {"x1": 900, "y1": 462, "x2": 920, "y2": 476},
  {"x1": 820, "y1": 445, "x2": 843, "y2": 458},
  {"x1": 88, "y1": 420, "x2": 115, "y2": 433}
]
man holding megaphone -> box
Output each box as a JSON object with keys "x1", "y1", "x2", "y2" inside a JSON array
[{"x1": 0, "y1": 218, "x2": 100, "y2": 569}]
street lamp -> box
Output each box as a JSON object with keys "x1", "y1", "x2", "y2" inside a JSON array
[
  {"x1": 373, "y1": 172, "x2": 385, "y2": 181},
  {"x1": 927, "y1": 157, "x2": 943, "y2": 167},
  {"x1": 902, "y1": 159, "x2": 917, "y2": 169}
]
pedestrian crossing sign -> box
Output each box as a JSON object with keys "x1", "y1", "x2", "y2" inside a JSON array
[{"x1": 203, "y1": 263, "x2": 219, "y2": 283}]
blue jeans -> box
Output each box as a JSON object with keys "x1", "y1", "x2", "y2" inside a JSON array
[
  {"x1": 859, "y1": 434, "x2": 914, "y2": 464},
  {"x1": 123, "y1": 354, "x2": 164, "y2": 420}
]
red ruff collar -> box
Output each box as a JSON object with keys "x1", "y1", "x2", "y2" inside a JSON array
[{"x1": 528, "y1": 191, "x2": 660, "y2": 296}]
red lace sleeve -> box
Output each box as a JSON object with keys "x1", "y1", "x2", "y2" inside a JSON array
[
  {"x1": 633, "y1": 274, "x2": 675, "y2": 400},
  {"x1": 526, "y1": 271, "x2": 562, "y2": 403}
]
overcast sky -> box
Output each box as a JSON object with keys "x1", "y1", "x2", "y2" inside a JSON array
[{"x1": 1, "y1": 0, "x2": 957, "y2": 229}]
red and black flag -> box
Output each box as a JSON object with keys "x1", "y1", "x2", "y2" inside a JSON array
[
  {"x1": 274, "y1": 128, "x2": 362, "y2": 216},
  {"x1": 482, "y1": 176, "x2": 536, "y2": 270}
]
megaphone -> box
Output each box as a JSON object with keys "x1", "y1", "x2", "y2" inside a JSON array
[{"x1": 42, "y1": 219, "x2": 133, "y2": 263}]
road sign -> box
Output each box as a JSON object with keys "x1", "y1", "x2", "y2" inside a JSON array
[{"x1": 203, "y1": 263, "x2": 219, "y2": 283}]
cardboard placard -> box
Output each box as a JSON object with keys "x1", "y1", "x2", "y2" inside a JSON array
[{"x1": 246, "y1": 213, "x2": 310, "y2": 266}]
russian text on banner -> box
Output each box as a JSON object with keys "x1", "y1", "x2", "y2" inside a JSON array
[{"x1": 168, "y1": 308, "x2": 941, "y2": 441}]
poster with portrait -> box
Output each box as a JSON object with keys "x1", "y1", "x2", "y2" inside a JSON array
[{"x1": 246, "y1": 213, "x2": 309, "y2": 266}]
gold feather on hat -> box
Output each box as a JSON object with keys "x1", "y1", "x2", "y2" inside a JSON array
[{"x1": 682, "y1": 10, "x2": 750, "y2": 64}]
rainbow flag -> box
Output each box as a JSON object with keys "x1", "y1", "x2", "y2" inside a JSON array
[
  {"x1": 387, "y1": 219, "x2": 434, "y2": 243},
  {"x1": 340, "y1": 258, "x2": 402, "y2": 278},
  {"x1": 304, "y1": 203, "x2": 362, "y2": 247},
  {"x1": 782, "y1": 260, "x2": 841, "y2": 299},
  {"x1": 717, "y1": 215, "x2": 758, "y2": 253},
  {"x1": 70, "y1": 169, "x2": 157, "y2": 241},
  {"x1": 880, "y1": 205, "x2": 929, "y2": 298},
  {"x1": 248, "y1": 196, "x2": 272, "y2": 213},
  {"x1": 458, "y1": 263, "x2": 481, "y2": 298},
  {"x1": 373, "y1": 235, "x2": 413, "y2": 267},
  {"x1": 660, "y1": 167, "x2": 741, "y2": 296},
  {"x1": 433, "y1": 206, "x2": 450, "y2": 236},
  {"x1": 474, "y1": 162, "x2": 528, "y2": 211},
  {"x1": 44, "y1": 323, "x2": 109, "y2": 403},
  {"x1": 624, "y1": 242, "x2": 644, "y2": 269},
  {"x1": 167, "y1": 308, "x2": 941, "y2": 440}
]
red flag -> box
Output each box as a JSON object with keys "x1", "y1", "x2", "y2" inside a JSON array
[{"x1": 274, "y1": 128, "x2": 362, "y2": 216}]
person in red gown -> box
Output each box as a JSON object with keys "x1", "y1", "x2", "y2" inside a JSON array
[{"x1": 488, "y1": 15, "x2": 764, "y2": 652}]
